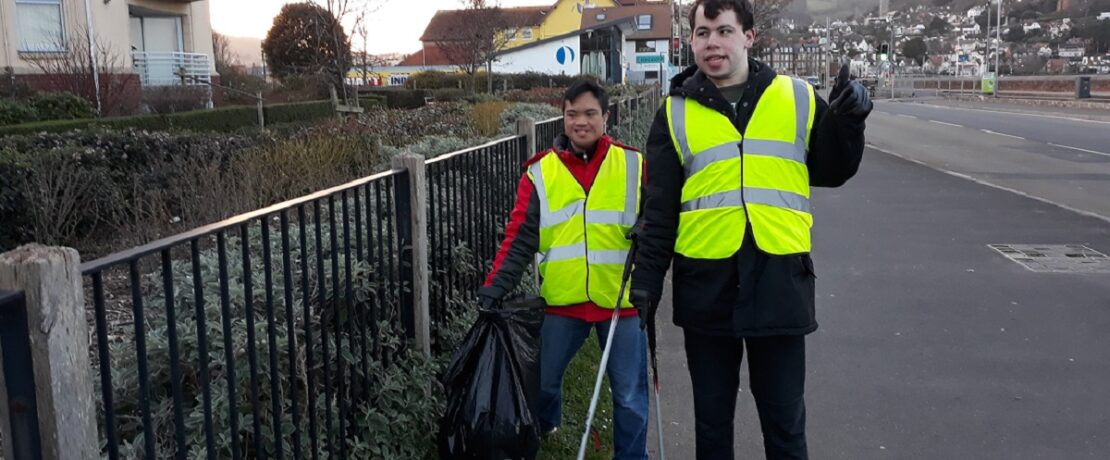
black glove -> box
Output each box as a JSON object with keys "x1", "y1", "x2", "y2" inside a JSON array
[
  {"x1": 828, "y1": 64, "x2": 873, "y2": 121},
  {"x1": 630, "y1": 289, "x2": 659, "y2": 330},
  {"x1": 476, "y1": 285, "x2": 503, "y2": 309}
]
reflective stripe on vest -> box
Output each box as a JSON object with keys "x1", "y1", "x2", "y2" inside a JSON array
[
  {"x1": 667, "y1": 75, "x2": 816, "y2": 258},
  {"x1": 528, "y1": 145, "x2": 642, "y2": 308}
]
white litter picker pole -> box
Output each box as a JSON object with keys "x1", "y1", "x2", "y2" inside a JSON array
[{"x1": 577, "y1": 238, "x2": 639, "y2": 460}]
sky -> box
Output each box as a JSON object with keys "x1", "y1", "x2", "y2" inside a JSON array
[{"x1": 208, "y1": 0, "x2": 555, "y2": 55}]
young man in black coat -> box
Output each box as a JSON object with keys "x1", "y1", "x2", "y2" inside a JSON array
[{"x1": 629, "y1": 0, "x2": 872, "y2": 458}]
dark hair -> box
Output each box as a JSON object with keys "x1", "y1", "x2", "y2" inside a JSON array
[
  {"x1": 689, "y1": 0, "x2": 755, "y2": 33},
  {"x1": 562, "y1": 79, "x2": 609, "y2": 113}
]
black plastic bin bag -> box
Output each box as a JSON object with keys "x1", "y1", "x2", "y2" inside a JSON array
[{"x1": 438, "y1": 297, "x2": 545, "y2": 459}]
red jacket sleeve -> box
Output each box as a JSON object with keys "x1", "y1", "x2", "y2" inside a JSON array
[{"x1": 480, "y1": 172, "x2": 541, "y2": 299}]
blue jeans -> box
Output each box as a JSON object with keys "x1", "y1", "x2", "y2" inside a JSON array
[{"x1": 538, "y1": 314, "x2": 649, "y2": 460}]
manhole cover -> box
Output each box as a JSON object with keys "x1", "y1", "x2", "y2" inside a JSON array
[{"x1": 988, "y1": 244, "x2": 1110, "y2": 273}]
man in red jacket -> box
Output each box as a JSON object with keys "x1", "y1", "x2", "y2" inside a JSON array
[{"x1": 478, "y1": 80, "x2": 649, "y2": 459}]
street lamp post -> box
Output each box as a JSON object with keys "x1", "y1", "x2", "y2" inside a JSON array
[{"x1": 995, "y1": 0, "x2": 1002, "y2": 97}]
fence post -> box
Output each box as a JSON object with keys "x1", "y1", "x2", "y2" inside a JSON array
[
  {"x1": 517, "y1": 117, "x2": 536, "y2": 158},
  {"x1": 0, "y1": 245, "x2": 97, "y2": 459},
  {"x1": 256, "y1": 91, "x2": 265, "y2": 131},
  {"x1": 391, "y1": 154, "x2": 431, "y2": 357}
]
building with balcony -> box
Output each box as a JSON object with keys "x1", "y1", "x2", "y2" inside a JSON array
[{"x1": 0, "y1": 0, "x2": 216, "y2": 115}]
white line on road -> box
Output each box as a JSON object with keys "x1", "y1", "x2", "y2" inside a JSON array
[
  {"x1": 1048, "y1": 143, "x2": 1110, "y2": 158},
  {"x1": 904, "y1": 102, "x2": 1110, "y2": 125},
  {"x1": 897, "y1": 114, "x2": 917, "y2": 119},
  {"x1": 866, "y1": 144, "x2": 1110, "y2": 225},
  {"x1": 981, "y1": 129, "x2": 1025, "y2": 140},
  {"x1": 929, "y1": 120, "x2": 963, "y2": 127}
]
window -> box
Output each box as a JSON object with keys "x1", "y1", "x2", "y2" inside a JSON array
[
  {"x1": 15, "y1": 0, "x2": 65, "y2": 52},
  {"x1": 635, "y1": 40, "x2": 655, "y2": 53},
  {"x1": 637, "y1": 14, "x2": 652, "y2": 31},
  {"x1": 506, "y1": 28, "x2": 517, "y2": 40},
  {"x1": 522, "y1": 28, "x2": 533, "y2": 40}
]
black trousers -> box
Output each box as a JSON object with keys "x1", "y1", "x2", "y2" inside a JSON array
[{"x1": 683, "y1": 330, "x2": 808, "y2": 460}]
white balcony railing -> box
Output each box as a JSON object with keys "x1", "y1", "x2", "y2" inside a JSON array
[{"x1": 132, "y1": 51, "x2": 212, "y2": 87}]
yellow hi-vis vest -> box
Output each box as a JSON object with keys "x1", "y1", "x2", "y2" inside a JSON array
[
  {"x1": 666, "y1": 75, "x2": 816, "y2": 259},
  {"x1": 527, "y1": 145, "x2": 643, "y2": 308}
]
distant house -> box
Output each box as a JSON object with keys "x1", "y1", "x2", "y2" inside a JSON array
[
  {"x1": 395, "y1": 0, "x2": 674, "y2": 85},
  {"x1": 961, "y1": 24, "x2": 981, "y2": 35},
  {"x1": 579, "y1": 1, "x2": 673, "y2": 84},
  {"x1": 0, "y1": 0, "x2": 217, "y2": 114},
  {"x1": 1058, "y1": 46, "x2": 1085, "y2": 59}
]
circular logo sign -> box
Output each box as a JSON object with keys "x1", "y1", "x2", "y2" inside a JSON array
[{"x1": 556, "y1": 46, "x2": 577, "y2": 65}]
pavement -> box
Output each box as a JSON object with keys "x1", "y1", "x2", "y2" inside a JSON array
[{"x1": 646, "y1": 102, "x2": 1110, "y2": 458}]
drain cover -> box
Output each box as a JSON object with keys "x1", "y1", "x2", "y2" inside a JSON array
[{"x1": 989, "y1": 244, "x2": 1110, "y2": 273}]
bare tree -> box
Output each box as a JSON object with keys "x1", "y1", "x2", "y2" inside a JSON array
[
  {"x1": 27, "y1": 27, "x2": 138, "y2": 116},
  {"x1": 752, "y1": 0, "x2": 793, "y2": 59},
  {"x1": 212, "y1": 32, "x2": 239, "y2": 75},
  {"x1": 437, "y1": 0, "x2": 516, "y2": 93},
  {"x1": 314, "y1": 0, "x2": 381, "y2": 101}
]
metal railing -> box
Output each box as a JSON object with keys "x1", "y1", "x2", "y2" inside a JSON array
[
  {"x1": 81, "y1": 168, "x2": 411, "y2": 459},
  {"x1": 425, "y1": 136, "x2": 531, "y2": 334},
  {"x1": 0, "y1": 291, "x2": 42, "y2": 460},
  {"x1": 132, "y1": 51, "x2": 212, "y2": 87},
  {"x1": 535, "y1": 116, "x2": 565, "y2": 153}
]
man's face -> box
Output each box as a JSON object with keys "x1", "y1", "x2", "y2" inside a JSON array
[
  {"x1": 691, "y1": 7, "x2": 755, "y2": 85},
  {"x1": 563, "y1": 92, "x2": 607, "y2": 151}
]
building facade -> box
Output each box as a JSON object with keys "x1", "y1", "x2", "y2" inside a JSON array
[{"x1": 0, "y1": 0, "x2": 216, "y2": 114}]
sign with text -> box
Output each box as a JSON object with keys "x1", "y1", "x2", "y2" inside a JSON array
[{"x1": 636, "y1": 54, "x2": 664, "y2": 64}]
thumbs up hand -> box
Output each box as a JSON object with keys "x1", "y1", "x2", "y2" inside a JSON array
[{"x1": 828, "y1": 64, "x2": 873, "y2": 121}]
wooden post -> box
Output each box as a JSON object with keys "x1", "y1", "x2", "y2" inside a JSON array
[
  {"x1": 390, "y1": 154, "x2": 430, "y2": 357},
  {"x1": 517, "y1": 117, "x2": 537, "y2": 158},
  {"x1": 0, "y1": 245, "x2": 97, "y2": 459},
  {"x1": 256, "y1": 91, "x2": 265, "y2": 131}
]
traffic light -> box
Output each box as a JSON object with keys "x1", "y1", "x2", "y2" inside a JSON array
[{"x1": 879, "y1": 43, "x2": 889, "y2": 62}]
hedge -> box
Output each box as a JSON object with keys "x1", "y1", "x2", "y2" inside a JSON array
[
  {"x1": 408, "y1": 71, "x2": 600, "y2": 91},
  {"x1": 360, "y1": 89, "x2": 428, "y2": 109},
  {"x1": 0, "y1": 99, "x2": 336, "y2": 135}
]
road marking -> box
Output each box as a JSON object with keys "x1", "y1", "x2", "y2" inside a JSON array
[
  {"x1": 896, "y1": 114, "x2": 917, "y2": 119},
  {"x1": 867, "y1": 144, "x2": 1110, "y2": 225},
  {"x1": 900, "y1": 102, "x2": 1110, "y2": 125},
  {"x1": 1048, "y1": 143, "x2": 1110, "y2": 158},
  {"x1": 929, "y1": 120, "x2": 963, "y2": 127},
  {"x1": 981, "y1": 129, "x2": 1025, "y2": 140}
]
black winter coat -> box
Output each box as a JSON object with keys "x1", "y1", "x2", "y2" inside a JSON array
[{"x1": 630, "y1": 59, "x2": 866, "y2": 337}]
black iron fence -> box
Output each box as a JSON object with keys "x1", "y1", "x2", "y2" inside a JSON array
[
  {"x1": 0, "y1": 90, "x2": 658, "y2": 460},
  {"x1": 81, "y1": 170, "x2": 410, "y2": 459},
  {"x1": 425, "y1": 137, "x2": 531, "y2": 337},
  {"x1": 0, "y1": 291, "x2": 42, "y2": 460}
]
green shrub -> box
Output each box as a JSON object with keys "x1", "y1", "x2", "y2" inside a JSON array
[
  {"x1": 0, "y1": 100, "x2": 338, "y2": 135},
  {"x1": 497, "y1": 103, "x2": 562, "y2": 136},
  {"x1": 265, "y1": 100, "x2": 335, "y2": 125},
  {"x1": 362, "y1": 89, "x2": 427, "y2": 109},
  {"x1": 380, "y1": 135, "x2": 488, "y2": 161},
  {"x1": 358, "y1": 102, "x2": 476, "y2": 147},
  {"x1": 462, "y1": 93, "x2": 503, "y2": 104},
  {"x1": 358, "y1": 95, "x2": 386, "y2": 110},
  {"x1": 0, "y1": 98, "x2": 37, "y2": 126},
  {"x1": 505, "y1": 87, "x2": 564, "y2": 106},
  {"x1": 472, "y1": 101, "x2": 509, "y2": 137},
  {"x1": 28, "y1": 92, "x2": 96, "y2": 120},
  {"x1": 429, "y1": 88, "x2": 467, "y2": 102},
  {"x1": 408, "y1": 71, "x2": 598, "y2": 92}
]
